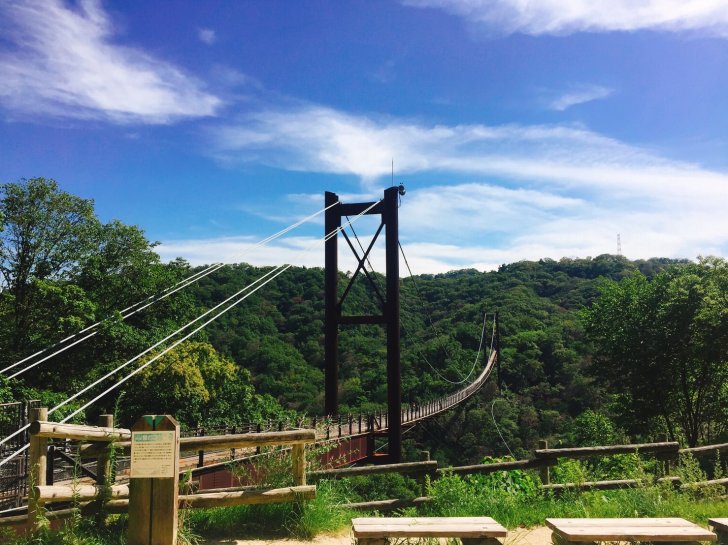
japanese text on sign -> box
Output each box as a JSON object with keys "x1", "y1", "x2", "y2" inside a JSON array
[{"x1": 130, "y1": 431, "x2": 176, "y2": 478}]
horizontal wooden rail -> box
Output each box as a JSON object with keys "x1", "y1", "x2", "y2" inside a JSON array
[
  {"x1": 0, "y1": 499, "x2": 135, "y2": 527},
  {"x1": 680, "y1": 477, "x2": 728, "y2": 490},
  {"x1": 680, "y1": 442, "x2": 728, "y2": 455},
  {"x1": 80, "y1": 429, "x2": 315, "y2": 458},
  {"x1": 0, "y1": 514, "x2": 30, "y2": 527},
  {"x1": 30, "y1": 421, "x2": 131, "y2": 442},
  {"x1": 534, "y1": 441, "x2": 679, "y2": 459},
  {"x1": 179, "y1": 485, "x2": 315, "y2": 508},
  {"x1": 0, "y1": 506, "x2": 83, "y2": 527},
  {"x1": 35, "y1": 484, "x2": 129, "y2": 503},
  {"x1": 180, "y1": 429, "x2": 315, "y2": 452},
  {"x1": 437, "y1": 458, "x2": 554, "y2": 476},
  {"x1": 79, "y1": 442, "x2": 130, "y2": 457},
  {"x1": 102, "y1": 499, "x2": 131, "y2": 514},
  {"x1": 311, "y1": 460, "x2": 437, "y2": 480},
  {"x1": 55, "y1": 448, "x2": 98, "y2": 479},
  {"x1": 543, "y1": 478, "x2": 642, "y2": 493},
  {"x1": 341, "y1": 496, "x2": 433, "y2": 511}
]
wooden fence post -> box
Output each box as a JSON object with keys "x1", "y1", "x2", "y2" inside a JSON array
[
  {"x1": 418, "y1": 451, "x2": 431, "y2": 496},
  {"x1": 292, "y1": 444, "x2": 306, "y2": 485},
  {"x1": 46, "y1": 445, "x2": 55, "y2": 485},
  {"x1": 197, "y1": 427, "x2": 205, "y2": 468},
  {"x1": 95, "y1": 414, "x2": 114, "y2": 524},
  {"x1": 28, "y1": 407, "x2": 48, "y2": 535},
  {"x1": 128, "y1": 415, "x2": 180, "y2": 545},
  {"x1": 656, "y1": 433, "x2": 673, "y2": 476},
  {"x1": 538, "y1": 440, "x2": 550, "y2": 485}
]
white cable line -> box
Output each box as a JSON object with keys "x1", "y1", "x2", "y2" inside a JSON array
[
  {"x1": 374, "y1": 421, "x2": 419, "y2": 453},
  {"x1": 57, "y1": 266, "x2": 293, "y2": 426},
  {"x1": 0, "y1": 443, "x2": 29, "y2": 469},
  {"x1": 394, "y1": 238, "x2": 492, "y2": 386},
  {"x1": 1, "y1": 203, "x2": 337, "y2": 378},
  {"x1": 352, "y1": 228, "x2": 473, "y2": 384},
  {"x1": 399, "y1": 240, "x2": 455, "y2": 362},
  {"x1": 56, "y1": 201, "x2": 377, "y2": 425},
  {"x1": 460, "y1": 310, "x2": 490, "y2": 384},
  {"x1": 0, "y1": 200, "x2": 376, "y2": 468},
  {"x1": 409, "y1": 311, "x2": 489, "y2": 385},
  {"x1": 491, "y1": 398, "x2": 515, "y2": 458},
  {"x1": 0, "y1": 264, "x2": 220, "y2": 376},
  {"x1": 0, "y1": 269, "x2": 286, "y2": 464},
  {"x1": 1, "y1": 256, "x2": 297, "y2": 448}
]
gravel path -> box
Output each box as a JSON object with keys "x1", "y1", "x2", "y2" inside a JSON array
[{"x1": 204, "y1": 525, "x2": 554, "y2": 545}]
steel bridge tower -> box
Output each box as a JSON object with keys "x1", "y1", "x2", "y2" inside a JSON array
[{"x1": 324, "y1": 186, "x2": 405, "y2": 462}]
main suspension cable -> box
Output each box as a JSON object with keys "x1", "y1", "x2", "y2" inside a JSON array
[
  {"x1": 398, "y1": 241, "x2": 456, "y2": 363},
  {"x1": 0, "y1": 199, "x2": 377, "y2": 468},
  {"x1": 56, "y1": 201, "x2": 378, "y2": 427},
  {"x1": 1, "y1": 202, "x2": 337, "y2": 378}
]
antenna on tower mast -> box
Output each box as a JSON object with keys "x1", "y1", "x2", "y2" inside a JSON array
[{"x1": 617, "y1": 234, "x2": 622, "y2": 256}]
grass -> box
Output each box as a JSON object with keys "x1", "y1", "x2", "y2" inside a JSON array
[
  {"x1": 421, "y1": 472, "x2": 728, "y2": 528},
  {"x1": 185, "y1": 479, "x2": 357, "y2": 540},
  {"x1": 6, "y1": 454, "x2": 727, "y2": 544},
  {"x1": 2, "y1": 513, "x2": 127, "y2": 545}
]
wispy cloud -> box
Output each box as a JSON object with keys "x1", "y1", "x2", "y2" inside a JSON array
[
  {"x1": 403, "y1": 0, "x2": 728, "y2": 37},
  {"x1": 159, "y1": 177, "x2": 728, "y2": 273},
  {"x1": 198, "y1": 28, "x2": 217, "y2": 45},
  {"x1": 202, "y1": 102, "x2": 728, "y2": 272},
  {"x1": 157, "y1": 233, "x2": 382, "y2": 272},
  {"x1": 0, "y1": 0, "x2": 221, "y2": 123},
  {"x1": 549, "y1": 85, "x2": 613, "y2": 111},
  {"x1": 399, "y1": 183, "x2": 728, "y2": 270},
  {"x1": 210, "y1": 104, "x2": 728, "y2": 206}
]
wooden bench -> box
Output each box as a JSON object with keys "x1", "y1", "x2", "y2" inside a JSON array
[
  {"x1": 352, "y1": 516, "x2": 507, "y2": 545},
  {"x1": 709, "y1": 519, "x2": 728, "y2": 544},
  {"x1": 546, "y1": 518, "x2": 717, "y2": 545}
]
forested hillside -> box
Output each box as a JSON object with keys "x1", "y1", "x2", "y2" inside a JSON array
[{"x1": 1, "y1": 179, "x2": 726, "y2": 467}]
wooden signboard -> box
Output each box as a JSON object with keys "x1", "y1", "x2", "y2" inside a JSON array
[
  {"x1": 128, "y1": 415, "x2": 180, "y2": 545},
  {"x1": 131, "y1": 430, "x2": 177, "y2": 478}
]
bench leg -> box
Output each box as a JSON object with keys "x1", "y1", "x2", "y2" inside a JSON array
[
  {"x1": 462, "y1": 538, "x2": 502, "y2": 545},
  {"x1": 357, "y1": 539, "x2": 388, "y2": 545},
  {"x1": 716, "y1": 529, "x2": 728, "y2": 545},
  {"x1": 551, "y1": 532, "x2": 597, "y2": 545}
]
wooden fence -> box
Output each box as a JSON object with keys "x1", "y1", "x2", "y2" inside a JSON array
[
  {"x1": 0, "y1": 400, "x2": 41, "y2": 511},
  {"x1": 2, "y1": 408, "x2": 726, "y2": 524},
  {"x1": 329, "y1": 439, "x2": 728, "y2": 511},
  {"x1": 0, "y1": 410, "x2": 316, "y2": 543}
]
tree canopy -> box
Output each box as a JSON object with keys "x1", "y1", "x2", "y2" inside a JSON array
[
  {"x1": 583, "y1": 257, "x2": 728, "y2": 446},
  {"x1": 2, "y1": 178, "x2": 725, "y2": 457}
]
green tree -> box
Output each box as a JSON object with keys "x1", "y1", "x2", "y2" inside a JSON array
[
  {"x1": 120, "y1": 341, "x2": 286, "y2": 427},
  {"x1": 0, "y1": 178, "x2": 96, "y2": 352},
  {"x1": 583, "y1": 259, "x2": 728, "y2": 446}
]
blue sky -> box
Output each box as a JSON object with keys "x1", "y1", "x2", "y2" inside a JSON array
[{"x1": 2, "y1": 0, "x2": 728, "y2": 273}]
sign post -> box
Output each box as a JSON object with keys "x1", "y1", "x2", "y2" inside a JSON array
[{"x1": 128, "y1": 415, "x2": 180, "y2": 545}]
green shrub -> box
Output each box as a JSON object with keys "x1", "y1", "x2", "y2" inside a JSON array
[{"x1": 186, "y1": 479, "x2": 353, "y2": 539}]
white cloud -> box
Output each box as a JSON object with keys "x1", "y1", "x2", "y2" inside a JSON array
[
  {"x1": 198, "y1": 28, "x2": 217, "y2": 45},
  {"x1": 211, "y1": 104, "x2": 728, "y2": 207},
  {"x1": 0, "y1": 0, "x2": 221, "y2": 123},
  {"x1": 158, "y1": 235, "x2": 313, "y2": 268},
  {"x1": 550, "y1": 85, "x2": 614, "y2": 111},
  {"x1": 397, "y1": 182, "x2": 728, "y2": 271},
  {"x1": 404, "y1": 0, "x2": 728, "y2": 36},
  {"x1": 204, "y1": 102, "x2": 728, "y2": 272},
  {"x1": 159, "y1": 178, "x2": 728, "y2": 274}
]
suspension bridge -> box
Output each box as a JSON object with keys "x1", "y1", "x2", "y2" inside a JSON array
[{"x1": 0, "y1": 186, "x2": 500, "y2": 513}]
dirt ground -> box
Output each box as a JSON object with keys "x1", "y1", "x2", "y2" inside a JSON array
[{"x1": 204, "y1": 525, "x2": 554, "y2": 545}]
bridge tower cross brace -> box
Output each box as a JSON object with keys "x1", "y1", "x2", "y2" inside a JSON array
[{"x1": 324, "y1": 186, "x2": 403, "y2": 462}]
